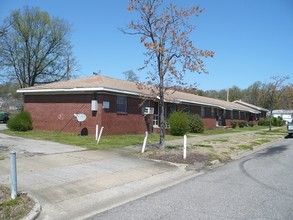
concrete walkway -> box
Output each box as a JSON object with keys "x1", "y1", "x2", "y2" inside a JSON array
[{"x1": 0, "y1": 126, "x2": 200, "y2": 220}]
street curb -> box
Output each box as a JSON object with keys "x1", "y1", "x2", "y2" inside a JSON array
[
  {"x1": 21, "y1": 193, "x2": 41, "y2": 220},
  {"x1": 80, "y1": 166, "x2": 203, "y2": 220}
]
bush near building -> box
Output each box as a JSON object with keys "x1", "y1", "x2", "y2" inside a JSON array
[
  {"x1": 238, "y1": 121, "x2": 247, "y2": 128},
  {"x1": 168, "y1": 111, "x2": 190, "y2": 136},
  {"x1": 258, "y1": 116, "x2": 284, "y2": 127},
  {"x1": 231, "y1": 121, "x2": 237, "y2": 128},
  {"x1": 168, "y1": 111, "x2": 205, "y2": 136},
  {"x1": 189, "y1": 114, "x2": 204, "y2": 133},
  {"x1": 7, "y1": 111, "x2": 33, "y2": 132}
]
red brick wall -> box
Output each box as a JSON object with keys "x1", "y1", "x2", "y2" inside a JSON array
[
  {"x1": 23, "y1": 93, "x2": 148, "y2": 136},
  {"x1": 99, "y1": 95, "x2": 148, "y2": 135},
  {"x1": 226, "y1": 119, "x2": 232, "y2": 127},
  {"x1": 23, "y1": 93, "x2": 262, "y2": 135},
  {"x1": 24, "y1": 94, "x2": 101, "y2": 135},
  {"x1": 203, "y1": 118, "x2": 217, "y2": 130}
]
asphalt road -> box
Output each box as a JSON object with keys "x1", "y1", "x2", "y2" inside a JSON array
[{"x1": 88, "y1": 138, "x2": 293, "y2": 220}]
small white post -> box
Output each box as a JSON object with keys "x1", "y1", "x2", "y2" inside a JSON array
[
  {"x1": 95, "y1": 124, "x2": 99, "y2": 141},
  {"x1": 183, "y1": 135, "x2": 187, "y2": 160},
  {"x1": 10, "y1": 151, "x2": 17, "y2": 199},
  {"x1": 141, "y1": 132, "x2": 148, "y2": 153},
  {"x1": 97, "y1": 126, "x2": 104, "y2": 144}
]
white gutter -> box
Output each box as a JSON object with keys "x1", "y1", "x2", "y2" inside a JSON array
[{"x1": 17, "y1": 87, "x2": 142, "y2": 96}]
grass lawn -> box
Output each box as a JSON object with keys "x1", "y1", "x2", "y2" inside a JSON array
[
  {"x1": 1, "y1": 125, "x2": 281, "y2": 150},
  {"x1": 2, "y1": 129, "x2": 181, "y2": 150},
  {"x1": 192, "y1": 125, "x2": 271, "y2": 136}
]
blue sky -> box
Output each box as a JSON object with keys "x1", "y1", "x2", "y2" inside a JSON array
[{"x1": 1, "y1": 0, "x2": 292, "y2": 91}]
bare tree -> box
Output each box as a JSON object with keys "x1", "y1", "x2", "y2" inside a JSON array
[
  {"x1": 0, "y1": 26, "x2": 7, "y2": 38},
  {"x1": 280, "y1": 84, "x2": 293, "y2": 110},
  {"x1": 259, "y1": 75, "x2": 289, "y2": 131},
  {"x1": 0, "y1": 6, "x2": 77, "y2": 88},
  {"x1": 242, "y1": 81, "x2": 262, "y2": 105},
  {"x1": 122, "y1": 0, "x2": 214, "y2": 148}
]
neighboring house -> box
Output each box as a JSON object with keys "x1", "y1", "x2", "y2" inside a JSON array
[
  {"x1": 17, "y1": 75, "x2": 267, "y2": 136},
  {"x1": 233, "y1": 100, "x2": 268, "y2": 121},
  {"x1": 272, "y1": 110, "x2": 293, "y2": 124}
]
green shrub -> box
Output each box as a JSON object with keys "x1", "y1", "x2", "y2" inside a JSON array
[
  {"x1": 258, "y1": 118, "x2": 270, "y2": 126},
  {"x1": 7, "y1": 111, "x2": 33, "y2": 132},
  {"x1": 258, "y1": 117, "x2": 284, "y2": 127},
  {"x1": 272, "y1": 117, "x2": 284, "y2": 127},
  {"x1": 238, "y1": 121, "x2": 247, "y2": 128},
  {"x1": 189, "y1": 114, "x2": 204, "y2": 133},
  {"x1": 248, "y1": 121, "x2": 254, "y2": 127},
  {"x1": 168, "y1": 111, "x2": 189, "y2": 136},
  {"x1": 231, "y1": 121, "x2": 237, "y2": 128}
]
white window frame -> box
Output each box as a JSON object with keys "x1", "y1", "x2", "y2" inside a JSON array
[{"x1": 117, "y1": 96, "x2": 127, "y2": 113}]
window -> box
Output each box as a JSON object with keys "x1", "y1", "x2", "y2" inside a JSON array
[
  {"x1": 117, "y1": 96, "x2": 127, "y2": 112},
  {"x1": 153, "y1": 115, "x2": 159, "y2": 126},
  {"x1": 103, "y1": 101, "x2": 110, "y2": 109},
  {"x1": 201, "y1": 106, "x2": 205, "y2": 117}
]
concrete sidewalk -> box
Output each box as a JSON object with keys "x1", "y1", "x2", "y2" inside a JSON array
[{"x1": 0, "y1": 130, "x2": 200, "y2": 220}]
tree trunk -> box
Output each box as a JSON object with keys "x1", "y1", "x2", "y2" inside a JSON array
[{"x1": 159, "y1": 76, "x2": 165, "y2": 149}]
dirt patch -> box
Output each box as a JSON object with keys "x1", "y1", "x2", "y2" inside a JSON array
[
  {"x1": 138, "y1": 130, "x2": 286, "y2": 169},
  {"x1": 146, "y1": 149, "x2": 208, "y2": 164}
]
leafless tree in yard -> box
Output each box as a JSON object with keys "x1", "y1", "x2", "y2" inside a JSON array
[{"x1": 121, "y1": 0, "x2": 214, "y2": 148}]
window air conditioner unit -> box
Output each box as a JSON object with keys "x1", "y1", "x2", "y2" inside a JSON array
[{"x1": 144, "y1": 107, "x2": 154, "y2": 115}]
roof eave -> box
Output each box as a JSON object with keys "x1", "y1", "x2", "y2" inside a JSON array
[
  {"x1": 176, "y1": 99, "x2": 227, "y2": 109},
  {"x1": 17, "y1": 87, "x2": 143, "y2": 97}
]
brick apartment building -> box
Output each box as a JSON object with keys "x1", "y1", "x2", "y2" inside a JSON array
[{"x1": 17, "y1": 75, "x2": 268, "y2": 136}]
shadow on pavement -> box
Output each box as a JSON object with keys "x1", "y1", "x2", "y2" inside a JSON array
[{"x1": 256, "y1": 145, "x2": 288, "y2": 157}]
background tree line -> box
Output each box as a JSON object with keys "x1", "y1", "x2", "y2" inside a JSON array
[{"x1": 197, "y1": 77, "x2": 292, "y2": 110}]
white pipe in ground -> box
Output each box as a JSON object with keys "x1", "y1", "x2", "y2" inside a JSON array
[
  {"x1": 183, "y1": 135, "x2": 187, "y2": 159},
  {"x1": 141, "y1": 132, "x2": 148, "y2": 153}
]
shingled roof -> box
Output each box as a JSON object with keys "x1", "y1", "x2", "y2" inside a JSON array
[
  {"x1": 17, "y1": 75, "x2": 262, "y2": 113},
  {"x1": 233, "y1": 100, "x2": 268, "y2": 112},
  {"x1": 17, "y1": 75, "x2": 148, "y2": 96}
]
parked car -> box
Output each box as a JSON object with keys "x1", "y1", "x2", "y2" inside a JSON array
[
  {"x1": 287, "y1": 120, "x2": 293, "y2": 137},
  {"x1": 0, "y1": 112, "x2": 9, "y2": 123}
]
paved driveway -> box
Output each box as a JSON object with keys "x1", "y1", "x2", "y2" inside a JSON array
[{"x1": 0, "y1": 125, "x2": 196, "y2": 220}]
